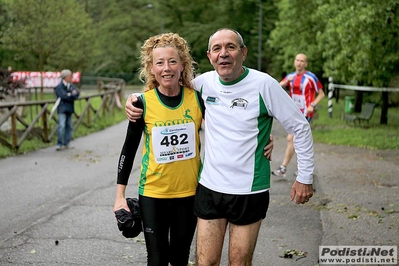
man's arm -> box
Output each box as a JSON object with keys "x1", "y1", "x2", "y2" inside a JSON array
[
  {"x1": 70, "y1": 85, "x2": 80, "y2": 99},
  {"x1": 279, "y1": 75, "x2": 293, "y2": 87},
  {"x1": 290, "y1": 181, "x2": 313, "y2": 204},
  {"x1": 55, "y1": 84, "x2": 68, "y2": 100},
  {"x1": 307, "y1": 89, "x2": 325, "y2": 114},
  {"x1": 313, "y1": 89, "x2": 325, "y2": 106},
  {"x1": 265, "y1": 78, "x2": 314, "y2": 204}
]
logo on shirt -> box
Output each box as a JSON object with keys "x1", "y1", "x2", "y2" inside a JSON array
[
  {"x1": 230, "y1": 98, "x2": 248, "y2": 110},
  {"x1": 160, "y1": 127, "x2": 187, "y2": 135},
  {"x1": 206, "y1": 96, "x2": 219, "y2": 105},
  {"x1": 183, "y1": 109, "x2": 193, "y2": 121},
  {"x1": 153, "y1": 110, "x2": 193, "y2": 128}
]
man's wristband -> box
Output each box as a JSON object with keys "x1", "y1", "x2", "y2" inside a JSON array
[{"x1": 310, "y1": 102, "x2": 316, "y2": 107}]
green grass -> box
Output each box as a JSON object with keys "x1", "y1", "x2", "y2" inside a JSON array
[{"x1": 311, "y1": 97, "x2": 399, "y2": 150}]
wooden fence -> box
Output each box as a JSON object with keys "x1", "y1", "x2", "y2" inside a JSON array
[{"x1": 0, "y1": 78, "x2": 125, "y2": 151}]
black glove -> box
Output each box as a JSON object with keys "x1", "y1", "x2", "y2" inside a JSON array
[{"x1": 115, "y1": 208, "x2": 134, "y2": 230}]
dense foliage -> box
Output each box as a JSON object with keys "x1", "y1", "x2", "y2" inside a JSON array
[
  {"x1": 1, "y1": 0, "x2": 93, "y2": 72},
  {"x1": 1, "y1": 1, "x2": 398, "y2": 112},
  {"x1": 1, "y1": 0, "x2": 399, "y2": 83}
]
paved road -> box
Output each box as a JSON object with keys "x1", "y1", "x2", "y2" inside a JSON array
[{"x1": 0, "y1": 119, "x2": 398, "y2": 266}]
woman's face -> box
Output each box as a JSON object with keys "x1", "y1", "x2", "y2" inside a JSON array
[{"x1": 151, "y1": 46, "x2": 183, "y2": 92}]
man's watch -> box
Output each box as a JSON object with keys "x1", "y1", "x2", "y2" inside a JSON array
[{"x1": 310, "y1": 102, "x2": 316, "y2": 107}]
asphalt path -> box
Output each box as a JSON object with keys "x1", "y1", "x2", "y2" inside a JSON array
[{"x1": 0, "y1": 118, "x2": 398, "y2": 266}]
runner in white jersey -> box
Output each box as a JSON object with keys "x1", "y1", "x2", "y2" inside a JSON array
[
  {"x1": 193, "y1": 67, "x2": 314, "y2": 195},
  {"x1": 192, "y1": 29, "x2": 314, "y2": 266}
]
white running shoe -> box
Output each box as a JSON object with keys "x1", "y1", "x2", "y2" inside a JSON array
[{"x1": 272, "y1": 165, "x2": 287, "y2": 177}]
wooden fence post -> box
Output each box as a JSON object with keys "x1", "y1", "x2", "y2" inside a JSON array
[{"x1": 42, "y1": 103, "x2": 49, "y2": 142}]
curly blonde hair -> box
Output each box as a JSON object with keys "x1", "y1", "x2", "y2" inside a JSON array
[{"x1": 139, "y1": 33, "x2": 196, "y2": 92}]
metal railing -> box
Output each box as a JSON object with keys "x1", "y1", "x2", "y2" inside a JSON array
[{"x1": 327, "y1": 77, "x2": 399, "y2": 122}]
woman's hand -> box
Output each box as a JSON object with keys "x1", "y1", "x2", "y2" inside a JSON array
[{"x1": 263, "y1": 134, "x2": 274, "y2": 161}]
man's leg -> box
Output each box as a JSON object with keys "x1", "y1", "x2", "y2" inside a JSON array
[
  {"x1": 57, "y1": 113, "x2": 66, "y2": 148},
  {"x1": 272, "y1": 133, "x2": 295, "y2": 176},
  {"x1": 228, "y1": 220, "x2": 262, "y2": 266},
  {"x1": 282, "y1": 133, "x2": 295, "y2": 166},
  {"x1": 64, "y1": 114, "x2": 73, "y2": 146},
  {"x1": 196, "y1": 218, "x2": 228, "y2": 266}
]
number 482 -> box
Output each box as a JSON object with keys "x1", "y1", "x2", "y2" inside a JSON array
[{"x1": 160, "y1": 134, "x2": 188, "y2": 147}]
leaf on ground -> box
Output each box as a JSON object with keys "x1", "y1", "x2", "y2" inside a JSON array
[
  {"x1": 279, "y1": 249, "x2": 307, "y2": 259},
  {"x1": 384, "y1": 209, "x2": 397, "y2": 214},
  {"x1": 134, "y1": 237, "x2": 146, "y2": 244},
  {"x1": 348, "y1": 214, "x2": 359, "y2": 220}
]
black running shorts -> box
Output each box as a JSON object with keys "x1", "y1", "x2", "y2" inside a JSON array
[{"x1": 194, "y1": 183, "x2": 270, "y2": 225}]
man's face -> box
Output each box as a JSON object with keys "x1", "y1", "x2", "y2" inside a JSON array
[
  {"x1": 294, "y1": 54, "x2": 307, "y2": 73},
  {"x1": 207, "y1": 30, "x2": 247, "y2": 82},
  {"x1": 64, "y1": 74, "x2": 72, "y2": 83}
]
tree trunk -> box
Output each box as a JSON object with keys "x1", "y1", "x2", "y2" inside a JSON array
[
  {"x1": 380, "y1": 91, "x2": 388, "y2": 124},
  {"x1": 355, "y1": 90, "x2": 363, "y2": 113}
]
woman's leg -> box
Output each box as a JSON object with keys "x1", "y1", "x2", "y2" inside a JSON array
[
  {"x1": 139, "y1": 195, "x2": 170, "y2": 266},
  {"x1": 169, "y1": 196, "x2": 197, "y2": 266}
]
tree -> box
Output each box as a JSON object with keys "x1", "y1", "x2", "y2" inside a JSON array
[
  {"x1": 1, "y1": 0, "x2": 94, "y2": 73},
  {"x1": 315, "y1": 0, "x2": 399, "y2": 124},
  {"x1": 268, "y1": 0, "x2": 325, "y2": 81},
  {"x1": 80, "y1": 0, "x2": 168, "y2": 83},
  {"x1": 269, "y1": 0, "x2": 399, "y2": 124},
  {"x1": 315, "y1": 0, "x2": 399, "y2": 86},
  {"x1": 161, "y1": 0, "x2": 277, "y2": 74}
]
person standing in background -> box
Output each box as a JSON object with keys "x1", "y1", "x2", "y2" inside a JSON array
[{"x1": 55, "y1": 69, "x2": 79, "y2": 150}]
